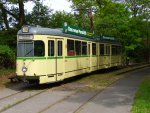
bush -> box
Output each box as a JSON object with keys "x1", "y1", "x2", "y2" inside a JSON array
[
  {"x1": 0, "y1": 29, "x2": 17, "y2": 49},
  {"x1": 0, "y1": 45, "x2": 15, "y2": 69}
]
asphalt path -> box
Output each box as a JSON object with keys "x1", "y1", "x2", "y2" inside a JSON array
[
  {"x1": 78, "y1": 67, "x2": 150, "y2": 113},
  {"x1": 0, "y1": 67, "x2": 149, "y2": 113}
]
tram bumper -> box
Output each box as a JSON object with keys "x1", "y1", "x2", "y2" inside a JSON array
[{"x1": 17, "y1": 75, "x2": 40, "y2": 84}]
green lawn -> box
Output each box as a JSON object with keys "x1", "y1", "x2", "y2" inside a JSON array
[{"x1": 132, "y1": 74, "x2": 150, "y2": 113}]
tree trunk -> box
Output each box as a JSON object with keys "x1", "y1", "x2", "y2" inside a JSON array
[
  {"x1": 18, "y1": 0, "x2": 26, "y2": 28},
  {"x1": 0, "y1": 3, "x2": 9, "y2": 29}
]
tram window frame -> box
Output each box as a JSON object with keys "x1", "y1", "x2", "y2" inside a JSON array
[
  {"x1": 112, "y1": 45, "x2": 117, "y2": 55},
  {"x1": 106, "y1": 45, "x2": 110, "y2": 55},
  {"x1": 100, "y1": 44, "x2": 104, "y2": 56},
  {"x1": 67, "y1": 39, "x2": 75, "y2": 56},
  {"x1": 117, "y1": 46, "x2": 121, "y2": 55},
  {"x1": 48, "y1": 40, "x2": 55, "y2": 56},
  {"x1": 82, "y1": 41, "x2": 87, "y2": 55},
  {"x1": 75, "y1": 40, "x2": 81, "y2": 55},
  {"x1": 92, "y1": 43, "x2": 96, "y2": 55},
  {"x1": 58, "y1": 41, "x2": 62, "y2": 56},
  {"x1": 112, "y1": 45, "x2": 121, "y2": 55},
  {"x1": 17, "y1": 41, "x2": 34, "y2": 57},
  {"x1": 34, "y1": 41, "x2": 45, "y2": 57},
  {"x1": 17, "y1": 40, "x2": 45, "y2": 57}
]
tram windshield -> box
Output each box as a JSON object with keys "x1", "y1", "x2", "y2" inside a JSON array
[{"x1": 17, "y1": 41, "x2": 45, "y2": 57}]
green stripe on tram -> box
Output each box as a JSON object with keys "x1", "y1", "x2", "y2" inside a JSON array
[
  {"x1": 17, "y1": 57, "x2": 46, "y2": 60},
  {"x1": 47, "y1": 57, "x2": 63, "y2": 59},
  {"x1": 65, "y1": 55, "x2": 89, "y2": 58},
  {"x1": 17, "y1": 55, "x2": 97, "y2": 60}
]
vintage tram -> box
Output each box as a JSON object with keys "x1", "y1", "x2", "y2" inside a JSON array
[{"x1": 16, "y1": 24, "x2": 122, "y2": 84}]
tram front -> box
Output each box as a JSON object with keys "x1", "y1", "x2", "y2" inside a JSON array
[{"x1": 16, "y1": 26, "x2": 46, "y2": 84}]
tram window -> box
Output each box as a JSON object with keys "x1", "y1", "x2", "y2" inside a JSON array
[
  {"x1": 58, "y1": 41, "x2": 62, "y2": 56},
  {"x1": 112, "y1": 45, "x2": 121, "y2": 55},
  {"x1": 67, "y1": 39, "x2": 75, "y2": 56},
  {"x1": 17, "y1": 41, "x2": 44, "y2": 57},
  {"x1": 112, "y1": 45, "x2": 116, "y2": 55},
  {"x1": 17, "y1": 42, "x2": 34, "y2": 57},
  {"x1": 92, "y1": 43, "x2": 96, "y2": 55},
  {"x1": 75, "y1": 41, "x2": 81, "y2": 55},
  {"x1": 117, "y1": 46, "x2": 121, "y2": 55},
  {"x1": 34, "y1": 41, "x2": 45, "y2": 56},
  {"x1": 82, "y1": 42, "x2": 87, "y2": 55},
  {"x1": 106, "y1": 45, "x2": 110, "y2": 55},
  {"x1": 48, "y1": 40, "x2": 54, "y2": 56},
  {"x1": 100, "y1": 44, "x2": 104, "y2": 55}
]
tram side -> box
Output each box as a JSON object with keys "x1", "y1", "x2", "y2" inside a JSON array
[{"x1": 16, "y1": 26, "x2": 122, "y2": 84}]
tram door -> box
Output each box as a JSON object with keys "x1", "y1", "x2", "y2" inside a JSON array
[
  {"x1": 48, "y1": 39, "x2": 64, "y2": 81},
  {"x1": 55, "y1": 39, "x2": 64, "y2": 81},
  {"x1": 104, "y1": 44, "x2": 111, "y2": 67},
  {"x1": 88, "y1": 42, "x2": 92, "y2": 72}
]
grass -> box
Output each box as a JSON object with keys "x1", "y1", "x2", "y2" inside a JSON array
[
  {"x1": 0, "y1": 68, "x2": 15, "y2": 87},
  {"x1": 78, "y1": 72, "x2": 125, "y2": 92},
  {"x1": 75, "y1": 64, "x2": 150, "y2": 92},
  {"x1": 58, "y1": 64, "x2": 150, "y2": 92},
  {"x1": 0, "y1": 68, "x2": 15, "y2": 77},
  {"x1": 131, "y1": 74, "x2": 150, "y2": 113}
]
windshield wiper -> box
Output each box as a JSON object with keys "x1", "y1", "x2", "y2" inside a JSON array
[{"x1": 25, "y1": 49, "x2": 33, "y2": 56}]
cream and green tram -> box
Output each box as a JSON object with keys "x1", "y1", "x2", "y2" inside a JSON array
[{"x1": 16, "y1": 25, "x2": 122, "y2": 84}]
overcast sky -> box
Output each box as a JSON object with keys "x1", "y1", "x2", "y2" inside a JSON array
[{"x1": 24, "y1": 0, "x2": 72, "y2": 13}]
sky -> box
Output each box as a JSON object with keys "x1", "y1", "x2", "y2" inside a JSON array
[{"x1": 24, "y1": 0, "x2": 72, "y2": 13}]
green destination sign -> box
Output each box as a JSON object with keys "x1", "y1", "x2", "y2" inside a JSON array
[
  {"x1": 63, "y1": 22, "x2": 95, "y2": 38},
  {"x1": 102, "y1": 36, "x2": 115, "y2": 40}
]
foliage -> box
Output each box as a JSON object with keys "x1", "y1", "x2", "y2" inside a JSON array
[
  {"x1": 0, "y1": 29, "x2": 17, "y2": 68},
  {"x1": 0, "y1": 0, "x2": 29, "y2": 29},
  {"x1": 0, "y1": 29, "x2": 17, "y2": 48},
  {"x1": 50, "y1": 11, "x2": 76, "y2": 28},
  {"x1": 0, "y1": 68, "x2": 15, "y2": 77},
  {"x1": 26, "y1": 1, "x2": 52, "y2": 27},
  {"x1": 126, "y1": 0, "x2": 150, "y2": 18},
  {"x1": 132, "y1": 75, "x2": 150, "y2": 113},
  {"x1": 0, "y1": 0, "x2": 149, "y2": 70},
  {"x1": 93, "y1": 0, "x2": 150, "y2": 62},
  {"x1": 0, "y1": 45, "x2": 15, "y2": 68},
  {"x1": 95, "y1": 1, "x2": 142, "y2": 51},
  {"x1": 70, "y1": 0, "x2": 95, "y2": 30}
]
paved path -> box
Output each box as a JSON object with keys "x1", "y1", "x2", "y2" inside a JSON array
[
  {"x1": 1, "y1": 67, "x2": 149, "y2": 113},
  {"x1": 78, "y1": 67, "x2": 150, "y2": 113}
]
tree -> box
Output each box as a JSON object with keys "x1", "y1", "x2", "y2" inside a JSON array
[
  {"x1": 125, "y1": 0, "x2": 150, "y2": 62},
  {"x1": 0, "y1": 1, "x2": 10, "y2": 29},
  {"x1": 26, "y1": 1, "x2": 52, "y2": 27},
  {"x1": 70, "y1": 0, "x2": 97, "y2": 31},
  {"x1": 125, "y1": 0, "x2": 150, "y2": 18},
  {"x1": 95, "y1": 1, "x2": 130, "y2": 37},
  {"x1": 94, "y1": 0, "x2": 148, "y2": 62},
  {"x1": 0, "y1": 0, "x2": 34, "y2": 29},
  {"x1": 50, "y1": 11, "x2": 76, "y2": 28}
]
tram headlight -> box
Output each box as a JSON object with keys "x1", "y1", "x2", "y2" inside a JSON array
[
  {"x1": 22, "y1": 25, "x2": 29, "y2": 33},
  {"x1": 22, "y1": 66, "x2": 28, "y2": 72}
]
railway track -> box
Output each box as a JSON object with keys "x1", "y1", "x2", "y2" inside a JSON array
[
  {"x1": 0, "y1": 85, "x2": 96, "y2": 113},
  {"x1": 38, "y1": 89, "x2": 103, "y2": 113},
  {"x1": 0, "y1": 65, "x2": 149, "y2": 113},
  {"x1": 0, "y1": 83, "x2": 64, "y2": 113}
]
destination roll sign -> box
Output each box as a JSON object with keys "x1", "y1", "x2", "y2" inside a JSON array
[{"x1": 63, "y1": 22, "x2": 95, "y2": 38}]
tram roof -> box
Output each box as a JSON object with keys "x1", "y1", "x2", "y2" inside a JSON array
[
  {"x1": 17, "y1": 26, "x2": 121, "y2": 45},
  {"x1": 18, "y1": 26, "x2": 96, "y2": 41}
]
